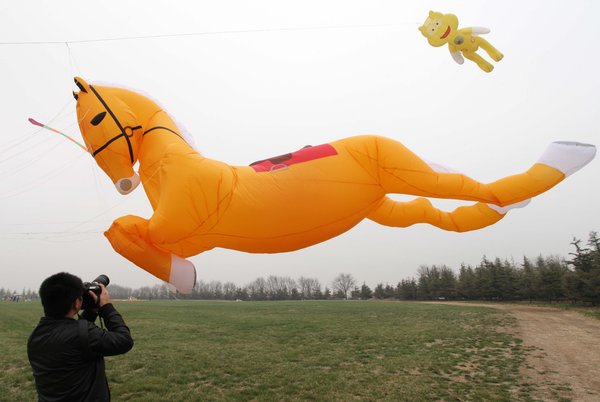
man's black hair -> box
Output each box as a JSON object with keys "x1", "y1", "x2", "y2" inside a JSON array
[{"x1": 39, "y1": 272, "x2": 84, "y2": 318}]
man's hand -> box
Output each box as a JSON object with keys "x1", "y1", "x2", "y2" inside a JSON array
[{"x1": 89, "y1": 283, "x2": 110, "y2": 307}]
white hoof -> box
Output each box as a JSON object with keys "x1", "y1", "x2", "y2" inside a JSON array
[
  {"x1": 537, "y1": 141, "x2": 596, "y2": 177},
  {"x1": 487, "y1": 199, "x2": 531, "y2": 215},
  {"x1": 169, "y1": 255, "x2": 196, "y2": 294}
]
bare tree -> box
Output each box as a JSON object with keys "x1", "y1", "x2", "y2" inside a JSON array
[
  {"x1": 297, "y1": 276, "x2": 322, "y2": 299},
  {"x1": 246, "y1": 277, "x2": 267, "y2": 300},
  {"x1": 223, "y1": 281, "x2": 237, "y2": 300},
  {"x1": 209, "y1": 281, "x2": 223, "y2": 299},
  {"x1": 332, "y1": 273, "x2": 356, "y2": 300},
  {"x1": 264, "y1": 275, "x2": 297, "y2": 299}
]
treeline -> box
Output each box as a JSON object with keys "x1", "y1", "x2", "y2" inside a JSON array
[
  {"x1": 4, "y1": 232, "x2": 598, "y2": 305},
  {"x1": 0, "y1": 288, "x2": 38, "y2": 301},
  {"x1": 101, "y1": 276, "x2": 341, "y2": 301},
  {"x1": 379, "y1": 231, "x2": 600, "y2": 304}
]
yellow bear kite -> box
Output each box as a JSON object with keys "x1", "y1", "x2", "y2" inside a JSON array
[{"x1": 419, "y1": 11, "x2": 503, "y2": 72}]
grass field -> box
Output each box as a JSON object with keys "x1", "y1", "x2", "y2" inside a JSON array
[{"x1": 1, "y1": 300, "x2": 538, "y2": 401}]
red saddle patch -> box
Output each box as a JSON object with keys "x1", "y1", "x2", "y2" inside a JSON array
[{"x1": 250, "y1": 143, "x2": 338, "y2": 172}]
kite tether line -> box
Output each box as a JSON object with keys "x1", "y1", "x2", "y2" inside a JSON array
[{"x1": 0, "y1": 22, "x2": 412, "y2": 45}]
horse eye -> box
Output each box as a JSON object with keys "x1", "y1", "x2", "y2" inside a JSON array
[{"x1": 91, "y1": 112, "x2": 107, "y2": 126}]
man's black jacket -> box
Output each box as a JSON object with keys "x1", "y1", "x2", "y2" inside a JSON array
[{"x1": 28, "y1": 303, "x2": 133, "y2": 402}]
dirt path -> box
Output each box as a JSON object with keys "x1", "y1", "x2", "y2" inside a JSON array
[{"x1": 432, "y1": 302, "x2": 600, "y2": 401}]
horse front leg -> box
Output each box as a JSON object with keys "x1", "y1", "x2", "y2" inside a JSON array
[{"x1": 105, "y1": 215, "x2": 196, "y2": 294}]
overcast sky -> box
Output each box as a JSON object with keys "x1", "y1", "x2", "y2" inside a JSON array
[{"x1": 1, "y1": 0, "x2": 598, "y2": 292}]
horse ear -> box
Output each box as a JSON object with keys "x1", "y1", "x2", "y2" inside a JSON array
[
  {"x1": 74, "y1": 77, "x2": 90, "y2": 94},
  {"x1": 73, "y1": 91, "x2": 78, "y2": 100}
]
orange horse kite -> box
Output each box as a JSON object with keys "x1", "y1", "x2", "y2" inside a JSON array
[{"x1": 73, "y1": 77, "x2": 596, "y2": 293}]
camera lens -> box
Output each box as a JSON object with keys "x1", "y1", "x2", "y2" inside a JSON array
[{"x1": 93, "y1": 274, "x2": 110, "y2": 287}]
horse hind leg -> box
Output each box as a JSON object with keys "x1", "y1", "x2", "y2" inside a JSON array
[
  {"x1": 105, "y1": 215, "x2": 196, "y2": 294},
  {"x1": 371, "y1": 136, "x2": 595, "y2": 207},
  {"x1": 487, "y1": 141, "x2": 596, "y2": 206},
  {"x1": 367, "y1": 196, "x2": 530, "y2": 232}
]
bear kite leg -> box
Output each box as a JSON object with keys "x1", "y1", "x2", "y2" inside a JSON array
[
  {"x1": 462, "y1": 50, "x2": 494, "y2": 72},
  {"x1": 475, "y1": 36, "x2": 503, "y2": 62}
]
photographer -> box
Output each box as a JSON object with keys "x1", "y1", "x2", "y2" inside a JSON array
[{"x1": 28, "y1": 272, "x2": 133, "y2": 401}]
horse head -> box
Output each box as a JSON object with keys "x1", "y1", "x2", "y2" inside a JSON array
[{"x1": 74, "y1": 77, "x2": 143, "y2": 195}]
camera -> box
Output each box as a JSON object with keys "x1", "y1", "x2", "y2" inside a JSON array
[{"x1": 82, "y1": 274, "x2": 110, "y2": 310}]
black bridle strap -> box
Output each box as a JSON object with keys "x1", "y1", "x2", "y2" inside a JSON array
[
  {"x1": 92, "y1": 133, "x2": 127, "y2": 157},
  {"x1": 89, "y1": 85, "x2": 135, "y2": 164},
  {"x1": 143, "y1": 126, "x2": 184, "y2": 139}
]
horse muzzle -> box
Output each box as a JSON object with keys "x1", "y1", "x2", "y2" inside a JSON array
[{"x1": 115, "y1": 173, "x2": 141, "y2": 195}]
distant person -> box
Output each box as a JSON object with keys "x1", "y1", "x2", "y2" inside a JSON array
[{"x1": 28, "y1": 272, "x2": 133, "y2": 401}]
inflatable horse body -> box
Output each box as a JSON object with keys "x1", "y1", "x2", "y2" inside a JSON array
[{"x1": 73, "y1": 78, "x2": 596, "y2": 293}]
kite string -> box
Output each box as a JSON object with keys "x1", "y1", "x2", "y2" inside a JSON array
[
  {"x1": 0, "y1": 22, "x2": 415, "y2": 45},
  {"x1": 66, "y1": 42, "x2": 82, "y2": 78},
  {"x1": 0, "y1": 151, "x2": 87, "y2": 200},
  {"x1": 0, "y1": 97, "x2": 73, "y2": 156},
  {"x1": 36, "y1": 163, "x2": 163, "y2": 241}
]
